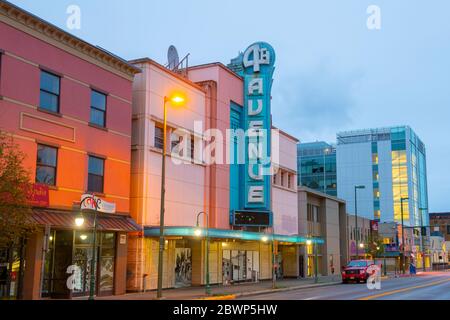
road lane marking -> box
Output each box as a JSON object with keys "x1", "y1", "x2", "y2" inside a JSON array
[
  {"x1": 358, "y1": 278, "x2": 450, "y2": 300},
  {"x1": 303, "y1": 296, "x2": 321, "y2": 300}
]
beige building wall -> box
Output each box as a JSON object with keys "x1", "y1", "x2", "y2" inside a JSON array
[{"x1": 298, "y1": 187, "x2": 347, "y2": 277}]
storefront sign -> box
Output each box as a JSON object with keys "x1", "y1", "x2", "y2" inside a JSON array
[
  {"x1": 80, "y1": 194, "x2": 116, "y2": 214},
  {"x1": 233, "y1": 210, "x2": 271, "y2": 227},
  {"x1": 242, "y1": 42, "x2": 275, "y2": 217},
  {"x1": 28, "y1": 184, "x2": 49, "y2": 207},
  {"x1": 370, "y1": 220, "x2": 379, "y2": 231}
]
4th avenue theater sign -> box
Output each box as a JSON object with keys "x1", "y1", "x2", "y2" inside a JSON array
[{"x1": 232, "y1": 42, "x2": 276, "y2": 227}]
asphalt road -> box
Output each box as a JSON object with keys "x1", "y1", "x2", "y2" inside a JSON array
[{"x1": 238, "y1": 271, "x2": 450, "y2": 300}]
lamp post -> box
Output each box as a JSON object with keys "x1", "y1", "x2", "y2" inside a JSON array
[
  {"x1": 359, "y1": 242, "x2": 365, "y2": 259},
  {"x1": 75, "y1": 195, "x2": 99, "y2": 300},
  {"x1": 419, "y1": 207, "x2": 428, "y2": 272},
  {"x1": 400, "y1": 197, "x2": 409, "y2": 274},
  {"x1": 195, "y1": 211, "x2": 211, "y2": 295},
  {"x1": 323, "y1": 148, "x2": 328, "y2": 193},
  {"x1": 354, "y1": 185, "x2": 365, "y2": 259},
  {"x1": 157, "y1": 94, "x2": 186, "y2": 299}
]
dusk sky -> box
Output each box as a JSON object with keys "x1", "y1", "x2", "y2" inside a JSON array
[{"x1": 10, "y1": 0, "x2": 450, "y2": 212}]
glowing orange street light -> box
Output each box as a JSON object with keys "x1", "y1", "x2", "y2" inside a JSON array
[
  {"x1": 169, "y1": 95, "x2": 185, "y2": 105},
  {"x1": 157, "y1": 93, "x2": 186, "y2": 299}
]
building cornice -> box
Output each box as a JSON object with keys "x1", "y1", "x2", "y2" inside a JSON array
[
  {"x1": 188, "y1": 62, "x2": 244, "y2": 81},
  {"x1": 298, "y1": 186, "x2": 346, "y2": 204},
  {"x1": 0, "y1": 0, "x2": 141, "y2": 80}
]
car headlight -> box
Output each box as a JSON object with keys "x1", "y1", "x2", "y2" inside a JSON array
[{"x1": 360, "y1": 270, "x2": 366, "y2": 274}]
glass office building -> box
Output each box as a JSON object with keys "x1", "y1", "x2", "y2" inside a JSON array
[
  {"x1": 297, "y1": 142, "x2": 337, "y2": 196},
  {"x1": 336, "y1": 126, "x2": 429, "y2": 227}
]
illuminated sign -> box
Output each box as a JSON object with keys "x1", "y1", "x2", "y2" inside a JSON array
[
  {"x1": 242, "y1": 42, "x2": 275, "y2": 212},
  {"x1": 28, "y1": 184, "x2": 49, "y2": 207},
  {"x1": 233, "y1": 210, "x2": 271, "y2": 227},
  {"x1": 80, "y1": 194, "x2": 116, "y2": 214}
]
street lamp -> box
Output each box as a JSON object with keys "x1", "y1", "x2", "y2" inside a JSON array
[
  {"x1": 75, "y1": 213, "x2": 85, "y2": 227},
  {"x1": 354, "y1": 185, "x2": 365, "y2": 259},
  {"x1": 359, "y1": 243, "x2": 365, "y2": 258},
  {"x1": 195, "y1": 211, "x2": 211, "y2": 296},
  {"x1": 419, "y1": 207, "x2": 428, "y2": 272},
  {"x1": 157, "y1": 94, "x2": 186, "y2": 299},
  {"x1": 400, "y1": 197, "x2": 409, "y2": 274},
  {"x1": 75, "y1": 195, "x2": 99, "y2": 300},
  {"x1": 323, "y1": 148, "x2": 329, "y2": 193}
]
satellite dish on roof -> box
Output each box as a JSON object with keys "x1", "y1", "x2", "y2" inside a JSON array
[{"x1": 167, "y1": 45, "x2": 180, "y2": 70}]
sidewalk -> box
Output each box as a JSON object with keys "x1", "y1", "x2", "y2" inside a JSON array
[{"x1": 96, "y1": 275, "x2": 343, "y2": 300}]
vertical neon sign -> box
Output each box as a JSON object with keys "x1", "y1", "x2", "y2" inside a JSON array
[{"x1": 242, "y1": 42, "x2": 275, "y2": 213}]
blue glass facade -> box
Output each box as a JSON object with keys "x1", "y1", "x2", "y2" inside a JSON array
[
  {"x1": 297, "y1": 142, "x2": 337, "y2": 196},
  {"x1": 336, "y1": 126, "x2": 428, "y2": 226}
]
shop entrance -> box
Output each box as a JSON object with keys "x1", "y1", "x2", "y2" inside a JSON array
[
  {"x1": 0, "y1": 242, "x2": 25, "y2": 299},
  {"x1": 42, "y1": 229, "x2": 116, "y2": 298}
]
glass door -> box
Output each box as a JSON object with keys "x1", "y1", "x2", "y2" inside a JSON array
[
  {"x1": 98, "y1": 233, "x2": 116, "y2": 295},
  {"x1": 72, "y1": 231, "x2": 96, "y2": 297}
]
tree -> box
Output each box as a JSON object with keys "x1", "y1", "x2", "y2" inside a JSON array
[
  {"x1": 0, "y1": 131, "x2": 35, "y2": 244},
  {"x1": 0, "y1": 131, "x2": 35, "y2": 298}
]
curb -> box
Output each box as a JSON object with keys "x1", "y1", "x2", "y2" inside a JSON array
[
  {"x1": 200, "y1": 294, "x2": 237, "y2": 300},
  {"x1": 196, "y1": 281, "x2": 342, "y2": 300}
]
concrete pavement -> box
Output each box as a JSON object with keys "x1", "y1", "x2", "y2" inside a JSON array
[{"x1": 94, "y1": 275, "x2": 342, "y2": 300}]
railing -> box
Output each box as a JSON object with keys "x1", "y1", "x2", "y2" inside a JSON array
[{"x1": 166, "y1": 53, "x2": 190, "y2": 78}]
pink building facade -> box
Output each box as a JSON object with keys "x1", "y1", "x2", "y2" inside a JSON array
[
  {"x1": 127, "y1": 45, "x2": 304, "y2": 291},
  {"x1": 0, "y1": 1, "x2": 140, "y2": 299}
]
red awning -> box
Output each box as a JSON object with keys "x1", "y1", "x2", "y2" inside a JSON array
[{"x1": 32, "y1": 208, "x2": 141, "y2": 232}]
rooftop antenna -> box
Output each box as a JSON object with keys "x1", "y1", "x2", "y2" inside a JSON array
[{"x1": 167, "y1": 45, "x2": 180, "y2": 71}]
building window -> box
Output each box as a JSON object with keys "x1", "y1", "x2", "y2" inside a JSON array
[
  {"x1": 288, "y1": 174, "x2": 292, "y2": 189},
  {"x1": 280, "y1": 172, "x2": 285, "y2": 187},
  {"x1": 88, "y1": 156, "x2": 104, "y2": 193},
  {"x1": 154, "y1": 125, "x2": 164, "y2": 149},
  {"x1": 307, "y1": 204, "x2": 320, "y2": 223},
  {"x1": 36, "y1": 144, "x2": 57, "y2": 186},
  {"x1": 273, "y1": 173, "x2": 277, "y2": 185},
  {"x1": 90, "y1": 90, "x2": 106, "y2": 127},
  {"x1": 39, "y1": 70, "x2": 60, "y2": 113}
]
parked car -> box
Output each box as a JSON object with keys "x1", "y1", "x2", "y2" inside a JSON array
[{"x1": 341, "y1": 259, "x2": 375, "y2": 283}]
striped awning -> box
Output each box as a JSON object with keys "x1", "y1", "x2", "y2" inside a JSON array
[{"x1": 32, "y1": 208, "x2": 141, "y2": 232}]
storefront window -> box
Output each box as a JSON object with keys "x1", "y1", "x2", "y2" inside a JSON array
[
  {"x1": 223, "y1": 249, "x2": 259, "y2": 283},
  {"x1": 41, "y1": 230, "x2": 116, "y2": 298},
  {"x1": 0, "y1": 245, "x2": 23, "y2": 299}
]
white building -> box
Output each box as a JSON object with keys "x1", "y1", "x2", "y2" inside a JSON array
[{"x1": 336, "y1": 126, "x2": 429, "y2": 227}]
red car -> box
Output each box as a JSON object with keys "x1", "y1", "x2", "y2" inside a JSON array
[{"x1": 341, "y1": 260, "x2": 375, "y2": 283}]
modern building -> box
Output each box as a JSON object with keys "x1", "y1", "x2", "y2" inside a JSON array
[
  {"x1": 297, "y1": 141, "x2": 337, "y2": 196},
  {"x1": 337, "y1": 126, "x2": 429, "y2": 226},
  {"x1": 0, "y1": 1, "x2": 140, "y2": 299},
  {"x1": 337, "y1": 126, "x2": 430, "y2": 271},
  {"x1": 127, "y1": 42, "x2": 305, "y2": 292},
  {"x1": 429, "y1": 212, "x2": 450, "y2": 241},
  {"x1": 297, "y1": 187, "x2": 347, "y2": 278}
]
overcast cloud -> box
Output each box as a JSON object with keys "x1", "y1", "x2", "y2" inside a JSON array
[{"x1": 8, "y1": 0, "x2": 450, "y2": 212}]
